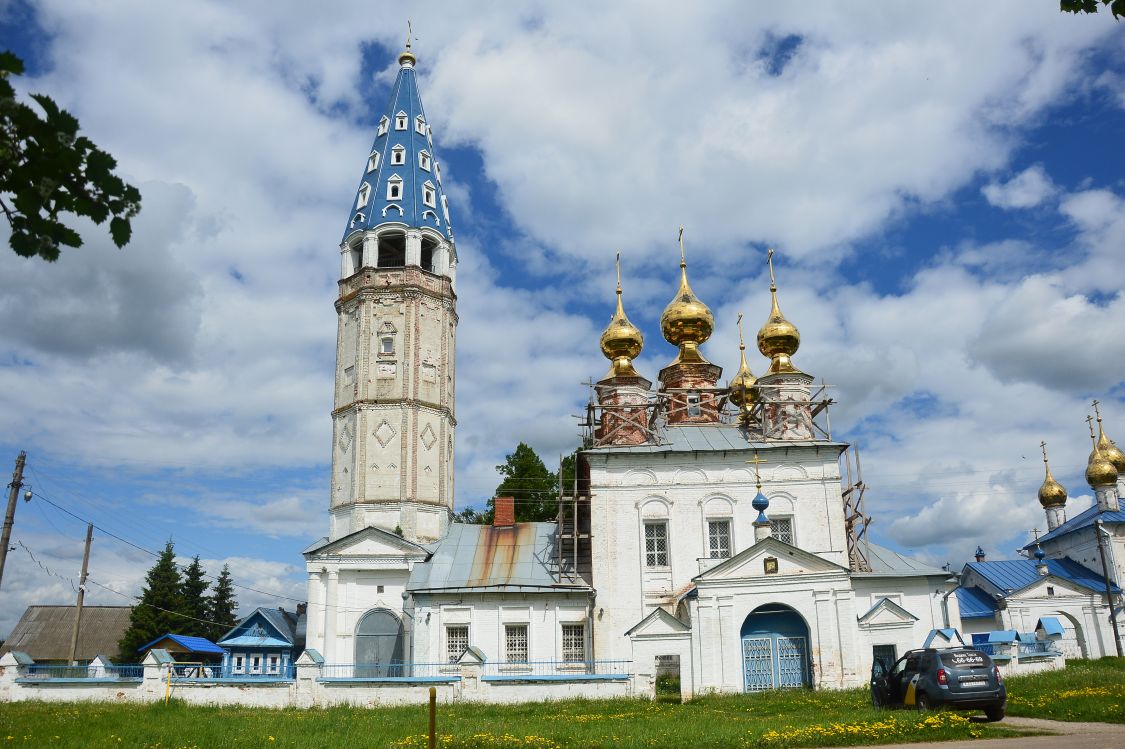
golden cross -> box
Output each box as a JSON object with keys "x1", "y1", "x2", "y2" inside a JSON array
[
  {"x1": 766, "y1": 247, "x2": 776, "y2": 290},
  {"x1": 747, "y1": 450, "x2": 767, "y2": 489},
  {"x1": 736, "y1": 313, "x2": 745, "y2": 349},
  {"x1": 678, "y1": 226, "x2": 686, "y2": 266},
  {"x1": 406, "y1": 21, "x2": 413, "y2": 50},
  {"x1": 1093, "y1": 399, "x2": 1103, "y2": 425},
  {"x1": 1040, "y1": 440, "x2": 1049, "y2": 467},
  {"x1": 615, "y1": 251, "x2": 622, "y2": 293},
  {"x1": 1087, "y1": 414, "x2": 1097, "y2": 445}
]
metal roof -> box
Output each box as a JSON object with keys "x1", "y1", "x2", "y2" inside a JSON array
[
  {"x1": 1, "y1": 606, "x2": 133, "y2": 662},
  {"x1": 1029, "y1": 505, "x2": 1125, "y2": 548},
  {"x1": 966, "y1": 557, "x2": 1120, "y2": 595},
  {"x1": 407, "y1": 522, "x2": 589, "y2": 593},
  {"x1": 217, "y1": 607, "x2": 303, "y2": 650},
  {"x1": 857, "y1": 542, "x2": 950, "y2": 577},
  {"x1": 954, "y1": 586, "x2": 999, "y2": 619},
  {"x1": 137, "y1": 634, "x2": 224, "y2": 654},
  {"x1": 584, "y1": 424, "x2": 845, "y2": 454}
]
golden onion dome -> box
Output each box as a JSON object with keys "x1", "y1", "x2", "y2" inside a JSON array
[
  {"x1": 599, "y1": 255, "x2": 644, "y2": 378},
  {"x1": 399, "y1": 23, "x2": 417, "y2": 66},
  {"x1": 1086, "y1": 447, "x2": 1118, "y2": 488},
  {"x1": 728, "y1": 315, "x2": 757, "y2": 409},
  {"x1": 1037, "y1": 442, "x2": 1067, "y2": 509},
  {"x1": 1096, "y1": 426, "x2": 1125, "y2": 474},
  {"x1": 756, "y1": 249, "x2": 801, "y2": 374},
  {"x1": 660, "y1": 230, "x2": 714, "y2": 364}
]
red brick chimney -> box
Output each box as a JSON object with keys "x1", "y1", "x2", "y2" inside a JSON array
[{"x1": 493, "y1": 496, "x2": 515, "y2": 527}]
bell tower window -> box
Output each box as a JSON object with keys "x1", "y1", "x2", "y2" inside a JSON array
[
  {"x1": 391, "y1": 145, "x2": 406, "y2": 165},
  {"x1": 422, "y1": 181, "x2": 436, "y2": 208},
  {"x1": 421, "y1": 235, "x2": 438, "y2": 273},
  {"x1": 377, "y1": 116, "x2": 389, "y2": 136},
  {"x1": 415, "y1": 115, "x2": 426, "y2": 134},
  {"x1": 377, "y1": 231, "x2": 406, "y2": 268},
  {"x1": 367, "y1": 152, "x2": 380, "y2": 173},
  {"x1": 418, "y1": 150, "x2": 432, "y2": 171},
  {"x1": 395, "y1": 111, "x2": 408, "y2": 130},
  {"x1": 356, "y1": 183, "x2": 370, "y2": 209}
]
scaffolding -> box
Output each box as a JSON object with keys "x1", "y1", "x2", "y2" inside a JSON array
[{"x1": 841, "y1": 444, "x2": 873, "y2": 573}]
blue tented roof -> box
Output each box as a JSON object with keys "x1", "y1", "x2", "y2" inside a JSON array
[
  {"x1": 1028, "y1": 505, "x2": 1125, "y2": 548},
  {"x1": 341, "y1": 55, "x2": 454, "y2": 244},
  {"x1": 955, "y1": 586, "x2": 999, "y2": 619},
  {"x1": 137, "y1": 634, "x2": 224, "y2": 654},
  {"x1": 966, "y1": 557, "x2": 1120, "y2": 595}
]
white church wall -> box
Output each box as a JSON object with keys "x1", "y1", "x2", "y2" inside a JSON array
[{"x1": 305, "y1": 564, "x2": 414, "y2": 663}]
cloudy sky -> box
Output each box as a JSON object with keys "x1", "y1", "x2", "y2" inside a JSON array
[{"x1": 0, "y1": 1, "x2": 1123, "y2": 639}]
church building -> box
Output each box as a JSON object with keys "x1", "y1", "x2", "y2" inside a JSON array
[{"x1": 302, "y1": 38, "x2": 1121, "y2": 696}]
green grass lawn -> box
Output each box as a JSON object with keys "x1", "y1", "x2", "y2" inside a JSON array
[
  {"x1": 1005, "y1": 657, "x2": 1125, "y2": 723},
  {"x1": 0, "y1": 688, "x2": 1023, "y2": 749}
]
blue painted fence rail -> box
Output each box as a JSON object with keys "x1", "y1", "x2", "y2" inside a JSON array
[{"x1": 24, "y1": 664, "x2": 143, "y2": 680}]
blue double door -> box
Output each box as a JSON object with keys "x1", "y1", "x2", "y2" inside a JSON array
[{"x1": 741, "y1": 605, "x2": 810, "y2": 691}]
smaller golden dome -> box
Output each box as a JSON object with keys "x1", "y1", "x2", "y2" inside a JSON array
[
  {"x1": 728, "y1": 314, "x2": 757, "y2": 410},
  {"x1": 1096, "y1": 425, "x2": 1125, "y2": 474},
  {"x1": 599, "y1": 255, "x2": 644, "y2": 379},
  {"x1": 660, "y1": 229, "x2": 714, "y2": 365},
  {"x1": 399, "y1": 23, "x2": 417, "y2": 66},
  {"x1": 1086, "y1": 447, "x2": 1118, "y2": 488},
  {"x1": 1037, "y1": 442, "x2": 1067, "y2": 509},
  {"x1": 756, "y1": 249, "x2": 801, "y2": 375}
]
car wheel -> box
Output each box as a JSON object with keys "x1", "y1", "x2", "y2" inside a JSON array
[
  {"x1": 984, "y1": 703, "x2": 1005, "y2": 722},
  {"x1": 915, "y1": 692, "x2": 930, "y2": 712},
  {"x1": 871, "y1": 691, "x2": 883, "y2": 709}
]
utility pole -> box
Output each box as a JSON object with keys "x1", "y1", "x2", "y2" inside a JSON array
[
  {"x1": 1095, "y1": 519, "x2": 1124, "y2": 658},
  {"x1": 0, "y1": 450, "x2": 28, "y2": 591},
  {"x1": 68, "y1": 523, "x2": 94, "y2": 666}
]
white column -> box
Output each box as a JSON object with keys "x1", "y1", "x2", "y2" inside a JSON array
[
  {"x1": 434, "y1": 243, "x2": 449, "y2": 277},
  {"x1": 340, "y1": 247, "x2": 353, "y2": 279},
  {"x1": 405, "y1": 229, "x2": 422, "y2": 267},
  {"x1": 324, "y1": 569, "x2": 339, "y2": 663},
  {"x1": 362, "y1": 233, "x2": 378, "y2": 269}
]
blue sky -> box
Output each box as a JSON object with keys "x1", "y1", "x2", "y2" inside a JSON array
[{"x1": 0, "y1": 1, "x2": 1123, "y2": 637}]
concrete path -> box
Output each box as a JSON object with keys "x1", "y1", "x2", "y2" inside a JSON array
[{"x1": 860, "y1": 716, "x2": 1125, "y2": 749}]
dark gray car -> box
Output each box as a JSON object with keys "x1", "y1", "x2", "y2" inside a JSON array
[{"x1": 871, "y1": 647, "x2": 1006, "y2": 721}]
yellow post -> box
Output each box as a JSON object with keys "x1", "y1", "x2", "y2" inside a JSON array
[
  {"x1": 428, "y1": 686, "x2": 436, "y2": 749},
  {"x1": 164, "y1": 665, "x2": 171, "y2": 705}
]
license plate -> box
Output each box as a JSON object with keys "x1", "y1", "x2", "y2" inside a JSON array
[{"x1": 960, "y1": 678, "x2": 986, "y2": 688}]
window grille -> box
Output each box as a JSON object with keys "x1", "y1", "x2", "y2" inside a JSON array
[
  {"x1": 446, "y1": 625, "x2": 469, "y2": 663},
  {"x1": 561, "y1": 624, "x2": 585, "y2": 662},
  {"x1": 708, "y1": 519, "x2": 731, "y2": 558},
  {"x1": 505, "y1": 624, "x2": 528, "y2": 663},
  {"x1": 644, "y1": 521, "x2": 668, "y2": 567},
  {"x1": 772, "y1": 517, "x2": 793, "y2": 545}
]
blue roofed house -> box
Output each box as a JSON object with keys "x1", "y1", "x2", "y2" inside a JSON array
[{"x1": 217, "y1": 606, "x2": 306, "y2": 678}]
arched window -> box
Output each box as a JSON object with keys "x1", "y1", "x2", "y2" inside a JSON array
[
  {"x1": 377, "y1": 116, "x2": 389, "y2": 136},
  {"x1": 421, "y1": 235, "x2": 439, "y2": 273},
  {"x1": 391, "y1": 145, "x2": 406, "y2": 165},
  {"x1": 355, "y1": 609, "x2": 405, "y2": 677},
  {"x1": 395, "y1": 110, "x2": 408, "y2": 130},
  {"x1": 367, "y1": 151, "x2": 380, "y2": 173},
  {"x1": 418, "y1": 150, "x2": 432, "y2": 171},
  {"x1": 356, "y1": 183, "x2": 370, "y2": 209},
  {"x1": 387, "y1": 175, "x2": 403, "y2": 201},
  {"x1": 422, "y1": 181, "x2": 436, "y2": 208},
  {"x1": 415, "y1": 114, "x2": 426, "y2": 134}
]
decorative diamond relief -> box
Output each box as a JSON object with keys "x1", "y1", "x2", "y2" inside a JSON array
[
  {"x1": 374, "y1": 420, "x2": 396, "y2": 447},
  {"x1": 420, "y1": 424, "x2": 437, "y2": 450},
  {"x1": 338, "y1": 425, "x2": 353, "y2": 453}
]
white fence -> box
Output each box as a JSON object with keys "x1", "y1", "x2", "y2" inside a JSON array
[{"x1": 0, "y1": 650, "x2": 634, "y2": 708}]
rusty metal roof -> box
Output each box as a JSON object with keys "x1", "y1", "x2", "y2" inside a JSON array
[
  {"x1": 1, "y1": 605, "x2": 133, "y2": 662},
  {"x1": 407, "y1": 522, "x2": 589, "y2": 593}
]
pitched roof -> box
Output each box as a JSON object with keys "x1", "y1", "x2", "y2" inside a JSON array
[
  {"x1": 137, "y1": 634, "x2": 224, "y2": 654},
  {"x1": 954, "y1": 586, "x2": 999, "y2": 619},
  {"x1": 965, "y1": 557, "x2": 1120, "y2": 596},
  {"x1": 1028, "y1": 504, "x2": 1125, "y2": 548},
  {"x1": 407, "y1": 522, "x2": 589, "y2": 593},
  {"x1": 859, "y1": 542, "x2": 950, "y2": 577},
  {"x1": 1, "y1": 606, "x2": 133, "y2": 662},
  {"x1": 218, "y1": 607, "x2": 303, "y2": 649},
  {"x1": 341, "y1": 55, "x2": 454, "y2": 244}
]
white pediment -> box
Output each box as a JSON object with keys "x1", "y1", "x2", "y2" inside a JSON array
[
  {"x1": 858, "y1": 597, "x2": 919, "y2": 628},
  {"x1": 305, "y1": 526, "x2": 430, "y2": 559},
  {"x1": 625, "y1": 607, "x2": 691, "y2": 639},
  {"x1": 1012, "y1": 575, "x2": 1089, "y2": 600},
  {"x1": 694, "y1": 536, "x2": 847, "y2": 583}
]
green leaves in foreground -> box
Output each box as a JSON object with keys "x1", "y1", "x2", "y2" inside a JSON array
[{"x1": 0, "y1": 50, "x2": 141, "y2": 261}]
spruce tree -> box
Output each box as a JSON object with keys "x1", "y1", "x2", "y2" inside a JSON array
[
  {"x1": 117, "y1": 541, "x2": 185, "y2": 661},
  {"x1": 206, "y1": 564, "x2": 238, "y2": 642},
  {"x1": 180, "y1": 556, "x2": 211, "y2": 638},
  {"x1": 491, "y1": 443, "x2": 562, "y2": 522}
]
